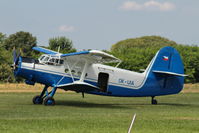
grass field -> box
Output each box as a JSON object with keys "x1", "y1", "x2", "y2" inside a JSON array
[{"x1": 0, "y1": 84, "x2": 199, "y2": 133}]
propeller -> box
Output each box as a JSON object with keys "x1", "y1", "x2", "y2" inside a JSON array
[
  {"x1": 7, "y1": 49, "x2": 21, "y2": 83},
  {"x1": 11, "y1": 48, "x2": 20, "y2": 71}
]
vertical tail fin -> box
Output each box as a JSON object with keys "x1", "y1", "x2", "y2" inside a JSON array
[
  {"x1": 150, "y1": 46, "x2": 185, "y2": 75},
  {"x1": 145, "y1": 46, "x2": 185, "y2": 93}
]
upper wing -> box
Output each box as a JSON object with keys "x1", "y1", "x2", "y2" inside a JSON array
[
  {"x1": 33, "y1": 47, "x2": 60, "y2": 55},
  {"x1": 32, "y1": 47, "x2": 118, "y2": 91},
  {"x1": 61, "y1": 50, "x2": 120, "y2": 63},
  {"x1": 33, "y1": 47, "x2": 120, "y2": 64}
]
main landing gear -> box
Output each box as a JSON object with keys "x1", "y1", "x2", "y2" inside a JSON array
[
  {"x1": 32, "y1": 85, "x2": 57, "y2": 106},
  {"x1": 151, "y1": 96, "x2": 158, "y2": 105}
]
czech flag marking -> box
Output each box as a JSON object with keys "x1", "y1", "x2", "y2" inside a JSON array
[{"x1": 163, "y1": 56, "x2": 169, "y2": 61}]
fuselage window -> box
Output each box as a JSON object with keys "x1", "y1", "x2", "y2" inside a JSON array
[
  {"x1": 65, "y1": 69, "x2": 69, "y2": 73},
  {"x1": 40, "y1": 56, "x2": 45, "y2": 61},
  {"x1": 44, "y1": 57, "x2": 49, "y2": 62},
  {"x1": 71, "y1": 70, "x2": 76, "y2": 75},
  {"x1": 55, "y1": 59, "x2": 59, "y2": 64},
  {"x1": 77, "y1": 71, "x2": 82, "y2": 76},
  {"x1": 49, "y1": 58, "x2": 55, "y2": 63},
  {"x1": 48, "y1": 58, "x2": 63, "y2": 65},
  {"x1": 60, "y1": 60, "x2": 64, "y2": 64}
]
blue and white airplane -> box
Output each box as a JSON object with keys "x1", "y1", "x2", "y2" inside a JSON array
[{"x1": 12, "y1": 46, "x2": 186, "y2": 106}]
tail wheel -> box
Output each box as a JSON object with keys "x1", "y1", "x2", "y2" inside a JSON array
[
  {"x1": 33, "y1": 95, "x2": 43, "y2": 104},
  {"x1": 152, "y1": 99, "x2": 158, "y2": 105},
  {"x1": 44, "y1": 97, "x2": 55, "y2": 106},
  {"x1": 151, "y1": 96, "x2": 158, "y2": 105}
]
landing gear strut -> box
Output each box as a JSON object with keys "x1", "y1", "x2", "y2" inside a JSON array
[
  {"x1": 151, "y1": 96, "x2": 157, "y2": 105},
  {"x1": 82, "y1": 92, "x2": 85, "y2": 98},
  {"x1": 32, "y1": 85, "x2": 57, "y2": 106}
]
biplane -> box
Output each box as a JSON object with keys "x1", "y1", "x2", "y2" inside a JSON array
[{"x1": 12, "y1": 46, "x2": 186, "y2": 105}]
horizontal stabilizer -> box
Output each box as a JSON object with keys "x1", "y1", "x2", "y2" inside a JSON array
[
  {"x1": 153, "y1": 70, "x2": 188, "y2": 77},
  {"x1": 56, "y1": 81, "x2": 100, "y2": 92}
]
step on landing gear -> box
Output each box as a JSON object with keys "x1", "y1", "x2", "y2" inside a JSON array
[
  {"x1": 151, "y1": 96, "x2": 158, "y2": 105},
  {"x1": 32, "y1": 85, "x2": 57, "y2": 106}
]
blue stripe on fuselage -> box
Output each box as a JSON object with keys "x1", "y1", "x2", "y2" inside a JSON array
[{"x1": 18, "y1": 67, "x2": 183, "y2": 97}]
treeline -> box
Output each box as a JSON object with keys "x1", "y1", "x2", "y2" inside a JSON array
[
  {"x1": 110, "y1": 36, "x2": 199, "y2": 83},
  {"x1": 0, "y1": 32, "x2": 198, "y2": 83},
  {"x1": 0, "y1": 31, "x2": 75, "y2": 83}
]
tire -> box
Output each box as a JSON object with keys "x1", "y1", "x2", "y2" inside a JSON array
[
  {"x1": 44, "y1": 97, "x2": 55, "y2": 106},
  {"x1": 33, "y1": 95, "x2": 43, "y2": 104},
  {"x1": 152, "y1": 99, "x2": 158, "y2": 105}
]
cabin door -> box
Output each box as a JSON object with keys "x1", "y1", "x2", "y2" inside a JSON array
[{"x1": 98, "y1": 72, "x2": 109, "y2": 92}]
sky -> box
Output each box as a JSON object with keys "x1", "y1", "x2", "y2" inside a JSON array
[{"x1": 0, "y1": 0, "x2": 199, "y2": 50}]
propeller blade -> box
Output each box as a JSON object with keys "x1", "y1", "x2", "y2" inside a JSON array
[
  {"x1": 16, "y1": 52, "x2": 20, "y2": 61},
  {"x1": 11, "y1": 49, "x2": 21, "y2": 70}
]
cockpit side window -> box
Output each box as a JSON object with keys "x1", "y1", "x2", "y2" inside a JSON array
[
  {"x1": 44, "y1": 57, "x2": 49, "y2": 62},
  {"x1": 40, "y1": 56, "x2": 45, "y2": 61},
  {"x1": 39, "y1": 55, "x2": 64, "y2": 66},
  {"x1": 55, "y1": 59, "x2": 59, "y2": 64},
  {"x1": 49, "y1": 58, "x2": 55, "y2": 63}
]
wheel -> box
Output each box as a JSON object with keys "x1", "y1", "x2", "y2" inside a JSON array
[
  {"x1": 33, "y1": 95, "x2": 43, "y2": 104},
  {"x1": 44, "y1": 97, "x2": 55, "y2": 106},
  {"x1": 152, "y1": 99, "x2": 158, "y2": 105}
]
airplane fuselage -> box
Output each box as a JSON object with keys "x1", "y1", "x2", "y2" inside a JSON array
[
  {"x1": 12, "y1": 46, "x2": 185, "y2": 105},
  {"x1": 16, "y1": 56, "x2": 183, "y2": 97}
]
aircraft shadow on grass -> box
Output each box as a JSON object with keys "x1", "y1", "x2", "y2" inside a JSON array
[
  {"x1": 55, "y1": 100, "x2": 132, "y2": 109},
  {"x1": 54, "y1": 100, "x2": 195, "y2": 108},
  {"x1": 159, "y1": 103, "x2": 196, "y2": 107}
]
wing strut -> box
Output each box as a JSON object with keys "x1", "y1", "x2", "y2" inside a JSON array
[
  {"x1": 65, "y1": 58, "x2": 75, "y2": 82},
  {"x1": 56, "y1": 59, "x2": 89, "y2": 87},
  {"x1": 80, "y1": 60, "x2": 89, "y2": 82},
  {"x1": 55, "y1": 56, "x2": 74, "y2": 86}
]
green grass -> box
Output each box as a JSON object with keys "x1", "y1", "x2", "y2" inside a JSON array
[{"x1": 0, "y1": 92, "x2": 199, "y2": 133}]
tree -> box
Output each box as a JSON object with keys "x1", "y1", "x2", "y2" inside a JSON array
[
  {"x1": 111, "y1": 36, "x2": 177, "y2": 71},
  {"x1": 110, "y1": 36, "x2": 199, "y2": 83},
  {"x1": 0, "y1": 46, "x2": 14, "y2": 83},
  {"x1": 0, "y1": 31, "x2": 37, "y2": 82},
  {"x1": 49, "y1": 37, "x2": 76, "y2": 53},
  {"x1": 3, "y1": 31, "x2": 37, "y2": 57},
  {"x1": 0, "y1": 32, "x2": 6, "y2": 45}
]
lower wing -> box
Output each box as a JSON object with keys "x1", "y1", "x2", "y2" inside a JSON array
[{"x1": 56, "y1": 81, "x2": 100, "y2": 92}]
